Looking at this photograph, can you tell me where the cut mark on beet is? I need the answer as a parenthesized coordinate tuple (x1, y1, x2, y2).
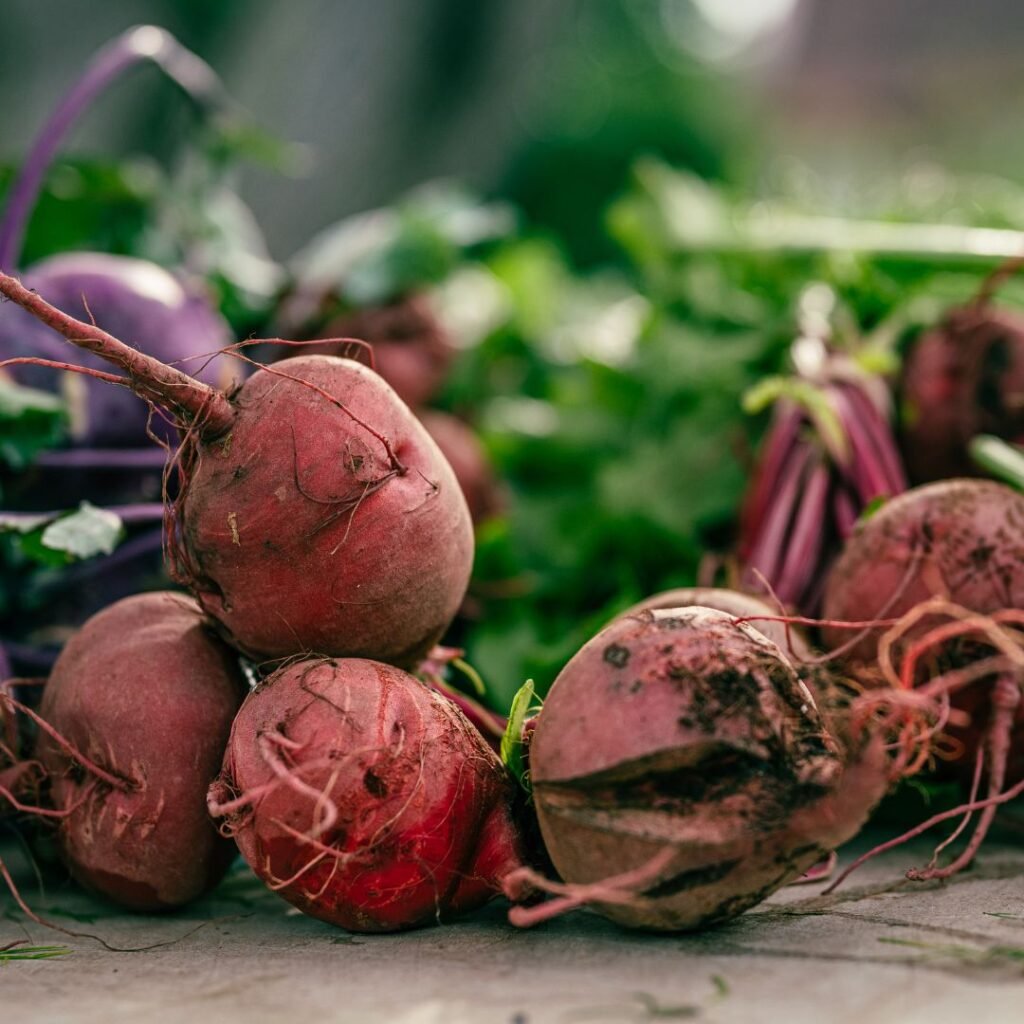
(641, 858, 740, 898)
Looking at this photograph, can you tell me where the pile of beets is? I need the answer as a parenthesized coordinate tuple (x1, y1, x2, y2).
(2, 28, 1023, 941)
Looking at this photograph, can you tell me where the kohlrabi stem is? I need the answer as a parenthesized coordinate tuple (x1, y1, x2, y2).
(0, 25, 227, 270)
(0, 270, 234, 436)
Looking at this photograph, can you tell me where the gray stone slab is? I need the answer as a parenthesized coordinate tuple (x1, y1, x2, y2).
(2, 837, 1023, 1024)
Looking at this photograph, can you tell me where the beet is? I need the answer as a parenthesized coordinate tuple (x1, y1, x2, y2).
(35, 592, 246, 909)
(418, 410, 503, 524)
(272, 293, 456, 408)
(0, 273, 474, 666)
(514, 607, 887, 931)
(900, 306, 1024, 483)
(822, 478, 1024, 879)
(822, 479, 1024, 663)
(618, 588, 811, 662)
(208, 657, 524, 932)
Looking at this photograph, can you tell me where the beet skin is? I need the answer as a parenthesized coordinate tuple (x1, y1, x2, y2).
(619, 587, 811, 662)
(822, 479, 1024, 660)
(176, 355, 473, 665)
(209, 658, 524, 933)
(823, 478, 1024, 782)
(527, 607, 887, 931)
(36, 592, 246, 910)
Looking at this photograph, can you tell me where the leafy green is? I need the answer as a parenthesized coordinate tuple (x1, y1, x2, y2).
(443, 234, 784, 704)
(500, 679, 538, 786)
(0, 502, 124, 566)
(289, 182, 515, 310)
(0, 378, 67, 471)
(0, 158, 158, 266)
(969, 435, 1024, 490)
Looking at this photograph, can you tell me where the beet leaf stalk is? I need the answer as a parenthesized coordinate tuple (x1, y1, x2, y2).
(739, 335, 906, 612)
(0, 25, 229, 271)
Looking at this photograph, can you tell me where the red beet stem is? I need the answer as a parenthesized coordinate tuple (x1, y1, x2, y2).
(0, 271, 234, 437)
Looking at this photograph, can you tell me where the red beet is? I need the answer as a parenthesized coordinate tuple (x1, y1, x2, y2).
(618, 588, 811, 662)
(35, 592, 246, 909)
(512, 607, 887, 931)
(418, 409, 503, 524)
(273, 293, 456, 408)
(0, 272, 474, 666)
(823, 478, 1024, 879)
(822, 479, 1024, 664)
(900, 307, 1024, 483)
(208, 658, 523, 932)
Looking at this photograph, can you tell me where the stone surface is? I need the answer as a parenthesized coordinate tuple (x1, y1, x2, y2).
(2, 835, 1023, 1024)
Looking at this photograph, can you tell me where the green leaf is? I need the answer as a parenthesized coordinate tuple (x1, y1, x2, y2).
(969, 434, 1024, 490)
(0, 503, 124, 566)
(0, 943, 72, 961)
(0, 378, 67, 469)
(500, 679, 537, 786)
(742, 376, 849, 465)
(41, 503, 124, 561)
(858, 495, 889, 522)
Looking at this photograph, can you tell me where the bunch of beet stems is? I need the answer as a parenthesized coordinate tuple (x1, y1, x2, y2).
(738, 339, 906, 612)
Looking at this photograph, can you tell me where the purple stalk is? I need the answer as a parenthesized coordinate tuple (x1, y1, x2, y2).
(773, 455, 830, 606)
(739, 403, 803, 555)
(0, 25, 227, 270)
(35, 447, 169, 470)
(836, 380, 907, 494)
(743, 442, 813, 590)
(829, 385, 893, 503)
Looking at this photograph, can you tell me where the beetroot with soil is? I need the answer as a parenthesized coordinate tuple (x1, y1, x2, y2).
(208, 657, 524, 932)
(617, 587, 812, 663)
(509, 607, 889, 931)
(35, 592, 246, 910)
(900, 306, 1024, 484)
(0, 271, 474, 666)
(822, 479, 1024, 668)
(822, 478, 1024, 879)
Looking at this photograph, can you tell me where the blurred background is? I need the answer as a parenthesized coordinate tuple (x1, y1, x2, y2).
(6, 0, 1024, 263)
